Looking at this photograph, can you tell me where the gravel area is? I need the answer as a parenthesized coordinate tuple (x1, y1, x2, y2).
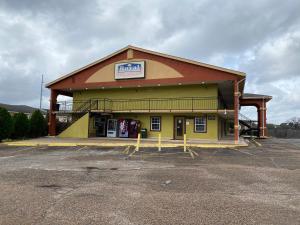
(0, 138, 299, 225)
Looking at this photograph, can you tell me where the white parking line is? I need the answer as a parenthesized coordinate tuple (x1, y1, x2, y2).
(0, 156, 16, 160)
(231, 148, 255, 156)
(0, 146, 37, 159)
(15, 146, 37, 152)
(270, 157, 280, 168)
(76, 146, 88, 152)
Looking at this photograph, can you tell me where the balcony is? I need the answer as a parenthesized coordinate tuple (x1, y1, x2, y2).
(55, 97, 222, 114)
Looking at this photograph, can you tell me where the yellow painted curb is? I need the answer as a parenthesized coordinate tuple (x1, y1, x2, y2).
(48, 143, 77, 147)
(252, 139, 262, 147)
(76, 142, 134, 147)
(75, 142, 247, 148)
(6, 142, 38, 146)
(3, 141, 248, 148)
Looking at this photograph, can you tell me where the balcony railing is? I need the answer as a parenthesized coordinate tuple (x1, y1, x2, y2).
(55, 97, 221, 113)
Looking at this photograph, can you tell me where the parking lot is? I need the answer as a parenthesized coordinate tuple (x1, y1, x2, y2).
(0, 138, 299, 225)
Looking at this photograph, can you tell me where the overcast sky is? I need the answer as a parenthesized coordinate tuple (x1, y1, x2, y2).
(0, 0, 299, 124)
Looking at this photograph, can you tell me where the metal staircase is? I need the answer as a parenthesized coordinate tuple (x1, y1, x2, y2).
(239, 113, 259, 137)
(56, 113, 86, 134)
(56, 100, 95, 134)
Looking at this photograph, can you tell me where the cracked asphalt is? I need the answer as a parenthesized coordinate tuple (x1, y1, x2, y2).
(0, 138, 299, 225)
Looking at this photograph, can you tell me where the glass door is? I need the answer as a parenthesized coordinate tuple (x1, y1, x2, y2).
(174, 117, 185, 139)
(95, 116, 107, 137)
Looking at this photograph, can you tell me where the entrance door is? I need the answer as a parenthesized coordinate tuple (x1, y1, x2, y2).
(174, 117, 185, 139)
(95, 117, 107, 137)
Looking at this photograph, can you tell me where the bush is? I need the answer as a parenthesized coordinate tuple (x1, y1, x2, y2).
(11, 113, 30, 139)
(30, 110, 47, 138)
(0, 107, 13, 141)
(44, 112, 49, 136)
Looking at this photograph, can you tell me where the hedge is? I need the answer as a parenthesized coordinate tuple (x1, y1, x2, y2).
(11, 113, 30, 139)
(0, 107, 13, 141)
(29, 110, 47, 138)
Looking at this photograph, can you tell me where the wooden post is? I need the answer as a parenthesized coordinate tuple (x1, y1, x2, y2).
(158, 133, 161, 152)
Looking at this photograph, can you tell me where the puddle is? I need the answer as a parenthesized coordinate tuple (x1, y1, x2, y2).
(37, 184, 62, 189)
(110, 167, 118, 170)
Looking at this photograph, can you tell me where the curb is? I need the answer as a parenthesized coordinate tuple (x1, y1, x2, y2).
(5, 143, 39, 147)
(4, 142, 248, 148)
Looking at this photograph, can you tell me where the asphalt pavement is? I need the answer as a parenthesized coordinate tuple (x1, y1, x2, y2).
(0, 138, 299, 225)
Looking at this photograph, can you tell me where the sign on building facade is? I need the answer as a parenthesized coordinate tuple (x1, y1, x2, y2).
(115, 61, 145, 79)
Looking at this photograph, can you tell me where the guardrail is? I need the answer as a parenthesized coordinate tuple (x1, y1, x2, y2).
(56, 97, 220, 113)
(239, 113, 257, 128)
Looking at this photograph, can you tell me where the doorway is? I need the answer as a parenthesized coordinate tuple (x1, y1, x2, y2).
(95, 116, 107, 137)
(174, 117, 185, 139)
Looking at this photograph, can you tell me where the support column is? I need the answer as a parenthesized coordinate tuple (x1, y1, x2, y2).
(259, 100, 267, 138)
(259, 99, 267, 138)
(263, 103, 267, 136)
(49, 89, 58, 136)
(234, 80, 239, 143)
(257, 107, 261, 137)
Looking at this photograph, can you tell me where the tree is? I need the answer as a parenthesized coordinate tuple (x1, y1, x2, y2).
(11, 113, 30, 139)
(30, 110, 47, 137)
(43, 112, 49, 136)
(267, 123, 276, 129)
(286, 117, 300, 129)
(0, 107, 13, 141)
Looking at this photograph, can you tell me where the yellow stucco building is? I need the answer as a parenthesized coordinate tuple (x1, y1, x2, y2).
(46, 46, 271, 142)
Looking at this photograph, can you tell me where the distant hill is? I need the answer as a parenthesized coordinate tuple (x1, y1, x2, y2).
(0, 103, 47, 115)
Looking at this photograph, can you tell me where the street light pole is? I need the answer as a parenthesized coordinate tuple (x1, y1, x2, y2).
(39, 74, 44, 110)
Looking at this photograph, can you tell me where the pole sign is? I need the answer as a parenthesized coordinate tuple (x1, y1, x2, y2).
(115, 61, 145, 79)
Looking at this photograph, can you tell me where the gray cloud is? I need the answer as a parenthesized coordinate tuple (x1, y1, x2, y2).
(0, 0, 299, 123)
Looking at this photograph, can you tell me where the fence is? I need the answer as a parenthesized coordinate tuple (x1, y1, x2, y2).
(56, 96, 220, 113)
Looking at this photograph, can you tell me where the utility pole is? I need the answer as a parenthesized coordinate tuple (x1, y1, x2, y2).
(39, 74, 44, 110)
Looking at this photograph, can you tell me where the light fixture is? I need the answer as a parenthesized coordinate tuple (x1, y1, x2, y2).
(178, 83, 182, 85)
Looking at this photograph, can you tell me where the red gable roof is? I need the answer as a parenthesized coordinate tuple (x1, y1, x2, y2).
(46, 45, 245, 90)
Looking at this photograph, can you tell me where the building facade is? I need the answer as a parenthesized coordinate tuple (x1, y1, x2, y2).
(46, 46, 271, 142)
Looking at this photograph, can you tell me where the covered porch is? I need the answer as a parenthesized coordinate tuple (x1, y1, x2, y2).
(240, 93, 272, 138)
(48, 80, 240, 139)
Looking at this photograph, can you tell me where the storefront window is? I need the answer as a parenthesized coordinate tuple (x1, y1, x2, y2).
(194, 116, 206, 133)
(151, 116, 161, 131)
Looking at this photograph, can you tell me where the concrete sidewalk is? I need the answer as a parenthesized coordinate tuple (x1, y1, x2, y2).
(3, 136, 248, 148)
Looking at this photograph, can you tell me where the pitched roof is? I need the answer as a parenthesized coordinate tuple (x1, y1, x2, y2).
(242, 93, 272, 100)
(46, 45, 246, 88)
